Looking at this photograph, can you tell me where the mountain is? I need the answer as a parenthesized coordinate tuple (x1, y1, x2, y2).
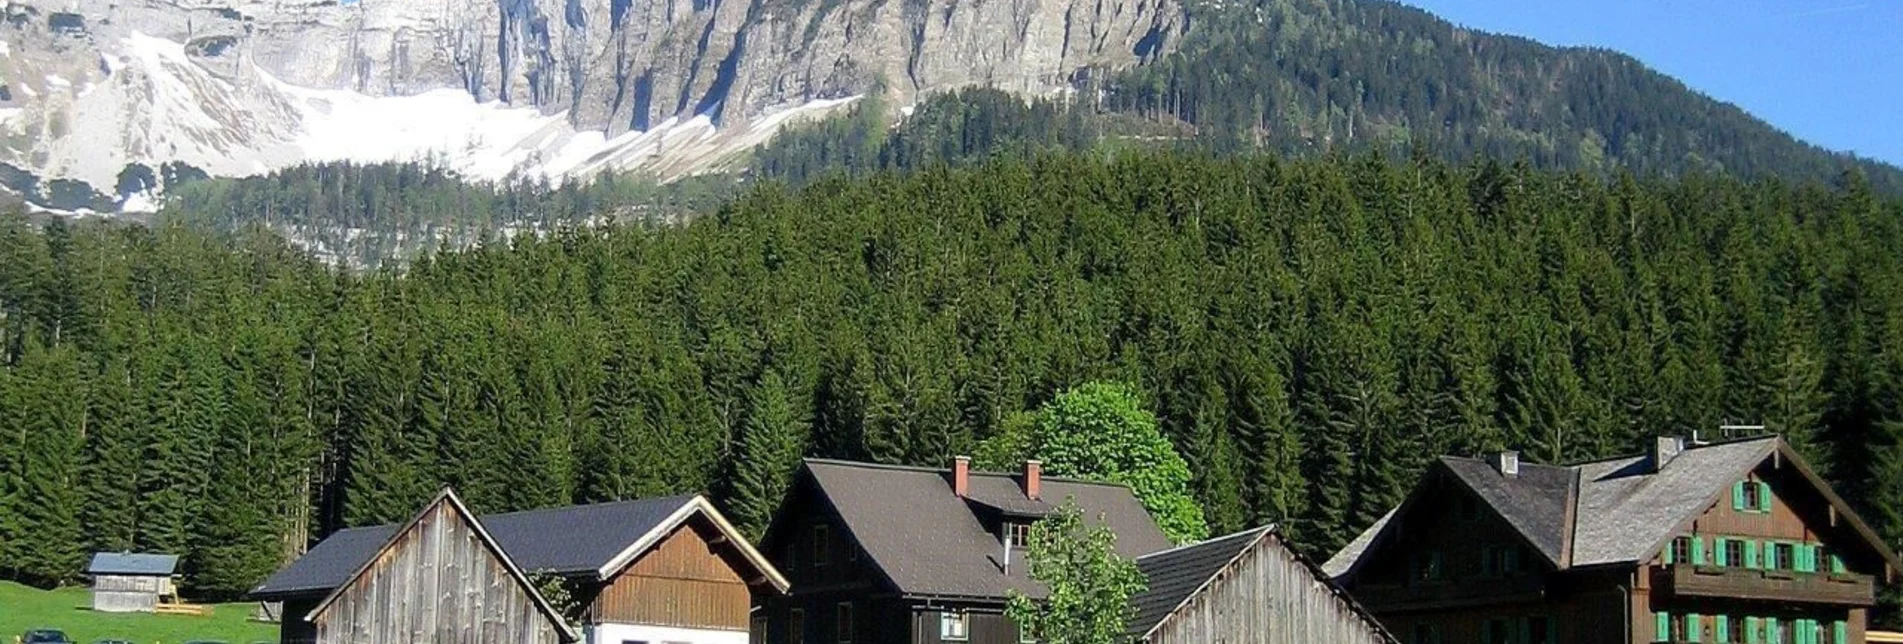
(0, 0, 1182, 208)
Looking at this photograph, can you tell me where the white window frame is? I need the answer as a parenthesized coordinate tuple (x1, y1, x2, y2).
(940, 611, 970, 641)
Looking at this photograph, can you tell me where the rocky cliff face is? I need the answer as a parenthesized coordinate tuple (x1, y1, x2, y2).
(0, 0, 1185, 205)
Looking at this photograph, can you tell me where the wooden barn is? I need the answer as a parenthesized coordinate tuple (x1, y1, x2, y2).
(254, 490, 786, 644)
(307, 488, 576, 644)
(1128, 526, 1396, 644)
(86, 552, 178, 613)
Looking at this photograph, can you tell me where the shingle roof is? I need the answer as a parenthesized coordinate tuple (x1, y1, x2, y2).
(251, 495, 697, 599)
(1439, 456, 1577, 566)
(86, 553, 178, 576)
(1127, 527, 1272, 640)
(796, 459, 1171, 600)
(1327, 436, 1866, 577)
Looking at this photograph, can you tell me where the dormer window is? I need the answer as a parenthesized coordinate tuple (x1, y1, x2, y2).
(1005, 521, 1033, 547)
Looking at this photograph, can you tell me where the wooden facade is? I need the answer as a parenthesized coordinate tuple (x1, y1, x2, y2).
(1141, 532, 1393, 644)
(309, 491, 574, 644)
(1338, 440, 1901, 644)
(586, 517, 754, 632)
(90, 573, 170, 612)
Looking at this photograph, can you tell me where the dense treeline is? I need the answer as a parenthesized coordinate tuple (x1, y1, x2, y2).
(162, 163, 737, 267)
(1105, 0, 1903, 192)
(5, 153, 1903, 623)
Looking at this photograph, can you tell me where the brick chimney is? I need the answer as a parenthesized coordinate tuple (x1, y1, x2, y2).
(1491, 451, 1520, 477)
(953, 455, 970, 498)
(1653, 436, 1685, 472)
(1023, 460, 1042, 500)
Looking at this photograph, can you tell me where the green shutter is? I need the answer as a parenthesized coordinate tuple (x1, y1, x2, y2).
(1717, 615, 1730, 642)
(1801, 544, 1818, 573)
(1758, 482, 1774, 512)
(1746, 617, 1761, 644)
(1692, 536, 1707, 566)
(1688, 612, 1702, 642)
(1767, 617, 1781, 643)
(1665, 542, 1677, 565)
(1715, 538, 1730, 566)
(1835, 620, 1848, 644)
(1831, 554, 1847, 574)
(1518, 617, 1533, 644)
(1799, 619, 1815, 644)
(1745, 540, 1760, 569)
(1658, 612, 1672, 642)
(1734, 481, 1747, 510)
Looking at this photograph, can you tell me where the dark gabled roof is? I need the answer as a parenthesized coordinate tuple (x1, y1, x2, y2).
(87, 553, 178, 576)
(252, 494, 698, 599)
(1439, 456, 1576, 566)
(308, 488, 579, 643)
(789, 459, 1171, 600)
(1327, 436, 1903, 579)
(1127, 527, 1271, 640)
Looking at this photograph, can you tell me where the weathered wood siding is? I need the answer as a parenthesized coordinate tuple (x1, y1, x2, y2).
(90, 574, 161, 612)
(313, 501, 565, 644)
(1147, 534, 1392, 644)
(589, 519, 751, 630)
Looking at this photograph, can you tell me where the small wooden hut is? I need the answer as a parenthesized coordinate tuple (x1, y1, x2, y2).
(87, 552, 179, 613)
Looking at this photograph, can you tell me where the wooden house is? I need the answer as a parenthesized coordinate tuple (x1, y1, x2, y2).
(1128, 526, 1395, 644)
(85, 552, 178, 613)
(754, 457, 1172, 644)
(306, 488, 577, 644)
(1325, 436, 1903, 644)
(253, 492, 787, 644)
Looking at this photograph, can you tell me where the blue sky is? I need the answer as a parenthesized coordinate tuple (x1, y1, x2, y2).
(1395, 0, 1903, 167)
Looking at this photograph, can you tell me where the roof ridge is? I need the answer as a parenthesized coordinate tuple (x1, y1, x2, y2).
(803, 458, 1136, 489)
(1135, 525, 1272, 561)
(476, 494, 697, 520)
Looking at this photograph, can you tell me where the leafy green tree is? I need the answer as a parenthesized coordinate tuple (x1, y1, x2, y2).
(1004, 501, 1148, 644)
(980, 382, 1209, 543)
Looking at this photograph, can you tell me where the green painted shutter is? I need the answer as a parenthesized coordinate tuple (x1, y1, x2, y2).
(1746, 617, 1761, 644)
(1800, 619, 1816, 644)
(1717, 615, 1730, 642)
(1803, 544, 1819, 572)
(1831, 554, 1846, 574)
(1734, 481, 1747, 510)
(1658, 612, 1672, 643)
(1768, 617, 1781, 643)
(1758, 482, 1773, 511)
(1692, 536, 1707, 565)
(1745, 540, 1760, 568)
(1835, 620, 1848, 644)
(1715, 538, 1729, 566)
(1688, 612, 1702, 642)
(1665, 542, 1677, 565)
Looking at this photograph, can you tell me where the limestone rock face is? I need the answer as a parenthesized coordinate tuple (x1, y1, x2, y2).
(0, 0, 1185, 198)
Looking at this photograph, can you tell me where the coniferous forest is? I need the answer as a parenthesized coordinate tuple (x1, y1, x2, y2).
(4, 151, 1903, 625)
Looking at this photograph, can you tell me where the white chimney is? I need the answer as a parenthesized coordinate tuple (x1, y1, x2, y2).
(1491, 451, 1520, 477)
(1653, 436, 1685, 472)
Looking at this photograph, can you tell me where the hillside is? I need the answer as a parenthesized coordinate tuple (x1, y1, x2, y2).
(1105, 0, 1903, 191)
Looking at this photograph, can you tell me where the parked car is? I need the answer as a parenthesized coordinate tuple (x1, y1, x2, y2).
(89, 640, 134, 644)
(20, 630, 72, 644)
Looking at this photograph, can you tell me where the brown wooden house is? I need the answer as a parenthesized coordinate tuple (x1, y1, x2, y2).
(1324, 436, 1903, 644)
(254, 492, 787, 644)
(754, 457, 1172, 644)
(1128, 526, 1396, 644)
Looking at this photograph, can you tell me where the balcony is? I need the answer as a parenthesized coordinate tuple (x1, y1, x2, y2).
(1350, 574, 1546, 612)
(1656, 564, 1875, 606)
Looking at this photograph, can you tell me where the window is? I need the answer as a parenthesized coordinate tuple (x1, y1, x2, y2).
(940, 612, 970, 641)
(835, 603, 853, 644)
(750, 615, 767, 644)
(1410, 550, 1444, 583)
(1410, 624, 1441, 644)
(1671, 536, 1693, 565)
(1771, 543, 1794, 571)
(1724, 539, 1744, 568)
(1741, 480, 1764, 511)
(1457, 496, 1482, 522)
(1005, 521, 1033, 547)
(813, 524, 830, 567)
(1669, 613, 1688, 642)
(1483, 545, 1523, 576)
(791, 609, 805, 644)
(1482, 618, 1513, 644)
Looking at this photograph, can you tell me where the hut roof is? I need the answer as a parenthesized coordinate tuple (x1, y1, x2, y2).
(87, 553, 179, 576)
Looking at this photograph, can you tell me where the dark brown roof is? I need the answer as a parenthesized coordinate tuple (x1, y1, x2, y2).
(1128, 527, 1271, 639)
(1438, 456, 1576, 566)
(791, 459, 1171, 600)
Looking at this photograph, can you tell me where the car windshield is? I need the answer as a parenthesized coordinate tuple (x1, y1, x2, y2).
(24, 631, 69, 643)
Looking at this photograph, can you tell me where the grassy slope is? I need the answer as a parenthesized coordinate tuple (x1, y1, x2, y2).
(0, 582, 276, 644)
